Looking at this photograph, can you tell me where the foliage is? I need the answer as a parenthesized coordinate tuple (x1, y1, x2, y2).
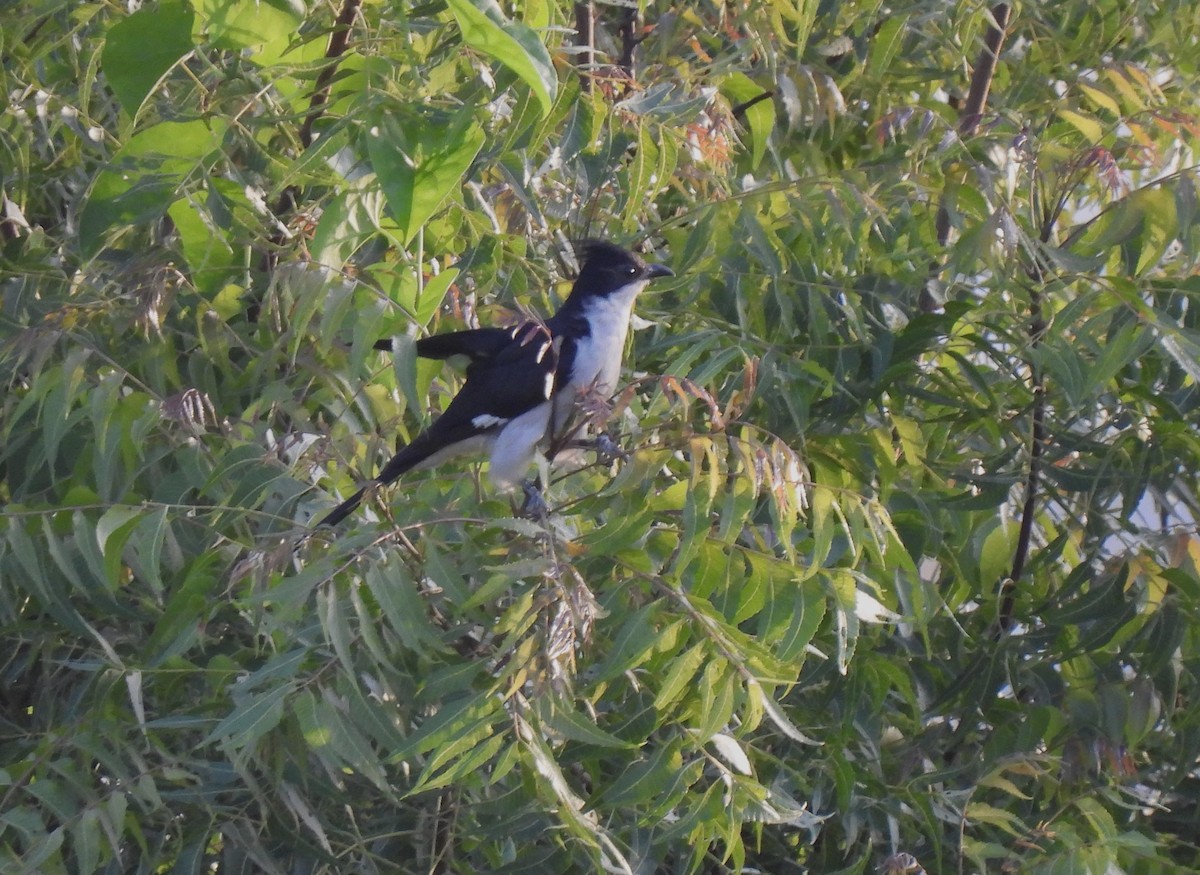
(3, 0, 1200, 872)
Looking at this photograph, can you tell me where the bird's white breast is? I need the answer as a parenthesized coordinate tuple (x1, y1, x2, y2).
(559, 281, 645, 417)
(488, 401, 552, 488)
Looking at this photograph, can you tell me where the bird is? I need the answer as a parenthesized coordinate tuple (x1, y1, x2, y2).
(315, 240, 674, 526)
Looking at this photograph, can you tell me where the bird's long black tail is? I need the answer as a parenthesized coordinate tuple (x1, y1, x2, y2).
(315, 436, 435, 527)
(315, 485, 370, 527)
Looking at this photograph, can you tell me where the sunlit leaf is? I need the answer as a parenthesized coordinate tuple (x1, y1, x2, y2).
(445, 0, 556, 116)
(191, 0, 307, 66)
(366, 112, 485, 246)
(79, 119, 229, 256)
(721, 72, 776, 169)
(102, 0, 194, 116)
(1058, 108, 1104, 142)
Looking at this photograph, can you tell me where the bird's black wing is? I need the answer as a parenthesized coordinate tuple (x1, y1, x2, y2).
(319, 321, 557, 526)
(415, 327, 514, 361)
(402, 321, 558, 461)
(373, 327, 514, 362)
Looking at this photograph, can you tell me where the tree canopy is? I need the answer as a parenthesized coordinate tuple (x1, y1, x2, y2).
(3, 1, 1200, 872)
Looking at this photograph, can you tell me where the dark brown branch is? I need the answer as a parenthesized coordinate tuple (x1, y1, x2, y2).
(930, 4, 1012, 258)
(574, 2, 594, 92)
(616, 4, 639, 77)
(299, 0, 363, 149)
(916, 4, 1032, 632)
(731, 91, 776, 121)
(956, 4, 1011, 138)
(252, 0, 361, 320)
(998, 368, 1044, 631)
(997, 207, 1053, 634)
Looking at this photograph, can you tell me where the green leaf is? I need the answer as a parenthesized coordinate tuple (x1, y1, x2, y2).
(533, 698, 637, 750)
(145, 553, 219, 664)
(206, 681, 293, 748)
(623, 124, 658, 230)
(80, 119, 228, 257)
(366, 112, 485, 246)
(167, 188, 239, 295)
(826, 569, 859, 674)
(414, 731, 508, 794)
(1058, 108, 1104, 142)
(1133, 186, 1178, 274)
(445, 0, 557, 117)
(721, 72, 776, 169)
(590, 740, 684, 808)
(653, 642, 708, 712)
(592, 604, 671, 683)
(102, 0, 195, 116)
(1078, 81, 1121, 116)
(695, 661, 738, 742)
(191, 0, 307, 66)
(365, 563, 448, 653)
(416, 267, 459, 330)
(868, 16, 907, 79)
(965, 801, 1027, 837)
(8, 521, 90, 640)
(70, 807, 101, 874)
(389, 693, 501, 764)
(748, 679, 821, 745)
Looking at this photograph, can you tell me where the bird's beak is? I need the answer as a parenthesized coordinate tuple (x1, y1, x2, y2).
(646, 263, 674, 280)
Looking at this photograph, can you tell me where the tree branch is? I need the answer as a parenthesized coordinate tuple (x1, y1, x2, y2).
(299, 0, 362, 149)
(919, 4, 1029, 633)
(731, 91, 776, 121)
(574, 2, 594, 92)
(616, 4, 639, 78)
(956, 4, 1011, 138)
(998, 197, 1053, 635)
(252, 0, 361, 319)
(926, 4, 1012, 301)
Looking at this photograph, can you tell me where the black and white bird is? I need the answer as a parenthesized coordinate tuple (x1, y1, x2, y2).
(316, 240, 673, 526)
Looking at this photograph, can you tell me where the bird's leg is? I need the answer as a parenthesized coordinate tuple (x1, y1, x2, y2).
(594, 432, 629, 463)
(519, 479, 550, 520)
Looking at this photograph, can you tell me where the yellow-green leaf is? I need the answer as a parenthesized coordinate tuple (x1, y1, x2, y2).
(1058, 108, 1104, 142)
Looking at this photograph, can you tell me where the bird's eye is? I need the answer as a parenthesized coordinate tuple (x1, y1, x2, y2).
(626, 265, 638, 276)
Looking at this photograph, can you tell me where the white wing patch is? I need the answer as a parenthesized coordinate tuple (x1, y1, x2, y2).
(471, 413, 509, 429)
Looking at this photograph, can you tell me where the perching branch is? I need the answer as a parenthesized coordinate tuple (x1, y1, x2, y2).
(957, 5, 1012, 138)
(998, 180, 1055, 635)
(731, 91, 776, 121)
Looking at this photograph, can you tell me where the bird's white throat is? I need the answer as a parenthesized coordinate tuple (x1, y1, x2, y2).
(569, 281, 645, 395)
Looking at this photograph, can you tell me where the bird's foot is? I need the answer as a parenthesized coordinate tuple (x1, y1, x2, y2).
(594, 432, 629, 464)
(519, 480, 550, 520)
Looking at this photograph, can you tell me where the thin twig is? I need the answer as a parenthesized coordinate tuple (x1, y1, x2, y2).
(731, 91, 776, 121)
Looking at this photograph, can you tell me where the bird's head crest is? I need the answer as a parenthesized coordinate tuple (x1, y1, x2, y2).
(563, 239, 673, 299)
